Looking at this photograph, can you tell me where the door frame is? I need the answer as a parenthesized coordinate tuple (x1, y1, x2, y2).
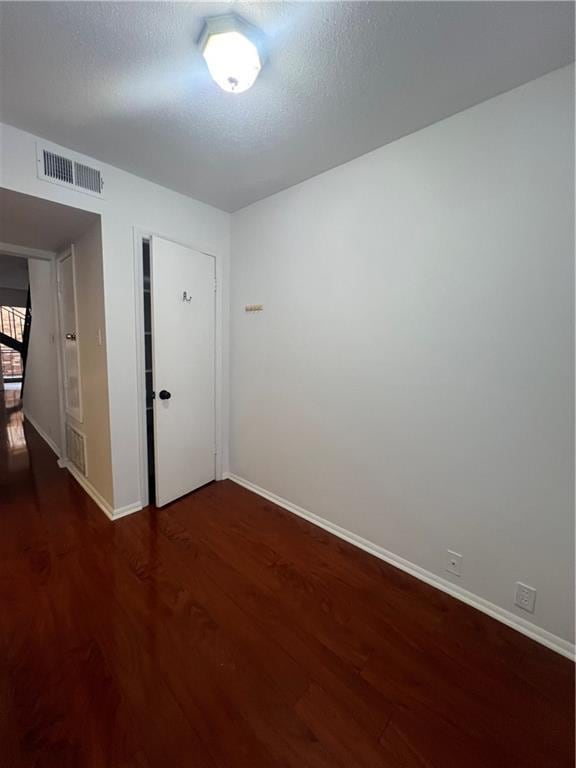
(1, 243, 72, 468)
(132, 227, 226, 508)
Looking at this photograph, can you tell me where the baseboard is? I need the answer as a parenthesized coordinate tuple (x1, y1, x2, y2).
(224, 472, 575, 661)
(112, 501, 143, 520)
(64, 461, 142, 521)
(65, 462, 115, 519)
(24, 405, 143, 522)
(23, 410, 61, 459)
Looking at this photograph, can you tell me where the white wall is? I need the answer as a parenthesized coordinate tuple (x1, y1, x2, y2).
(68, 221, 114, 505)
(0, 123, 231, 511)
(23, 259, 60, 453)
(230, 66, 575, 645)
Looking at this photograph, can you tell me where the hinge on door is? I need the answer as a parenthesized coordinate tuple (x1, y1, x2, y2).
(214, 276, 217, 294)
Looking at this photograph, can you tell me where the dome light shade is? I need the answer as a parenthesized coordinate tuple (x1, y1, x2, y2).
(199, 15, 264, 94)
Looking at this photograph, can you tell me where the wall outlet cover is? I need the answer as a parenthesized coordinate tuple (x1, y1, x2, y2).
(515, 582, 536, 613)
(446, 549, 463, 577)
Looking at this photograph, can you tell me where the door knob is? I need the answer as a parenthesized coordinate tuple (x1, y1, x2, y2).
(159, 390, 171, 400)
(65, 333, 76, 340)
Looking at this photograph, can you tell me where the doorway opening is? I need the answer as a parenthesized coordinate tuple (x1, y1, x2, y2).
(1, 306, 26, 383)
(0, 254, 31, 393)
(0, 187, 110, 509)
(142, 238, 156, 504)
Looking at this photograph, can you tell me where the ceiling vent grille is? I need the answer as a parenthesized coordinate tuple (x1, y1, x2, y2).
(43, 150, 74, 185)
(36, 143, 104, 197)
(74, 161, 103, 194)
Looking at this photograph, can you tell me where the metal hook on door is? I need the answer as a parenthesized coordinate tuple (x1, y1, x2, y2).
(182, 291, 192, 303)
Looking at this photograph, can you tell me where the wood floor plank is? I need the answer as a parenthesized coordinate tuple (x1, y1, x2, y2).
(295, 682, 392, 768)
(112, 510, 311, 707)
(159, 501, 395, 742)
(362, 634, 573, 768)
(164, 492, 379, 670)
(60, 545, 219, 768)
(106, 516, 360, 768)
(0, 388, 573, 767)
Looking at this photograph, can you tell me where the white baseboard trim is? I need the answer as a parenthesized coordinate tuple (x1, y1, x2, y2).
(64, 461, 142, 521)
(24, 407, 143, 522)
(65, 462, 114, 519)
(224, 472, 575, 661)
(112, 501, 144, 520)
(23, 410, 61, 459)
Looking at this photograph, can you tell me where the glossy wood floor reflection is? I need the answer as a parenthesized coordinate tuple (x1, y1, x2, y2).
(1, 389, 574, 768)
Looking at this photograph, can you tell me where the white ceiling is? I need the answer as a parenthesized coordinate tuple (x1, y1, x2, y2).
(0, 2, 573, 212)
(0, 188, 100, 252)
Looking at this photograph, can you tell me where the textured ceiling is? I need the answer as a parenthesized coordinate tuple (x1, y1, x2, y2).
(0, 2, 573, 212)
(0, 189, 100, 252)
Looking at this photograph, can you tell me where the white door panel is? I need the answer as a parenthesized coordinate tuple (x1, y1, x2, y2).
(57, 248, 82, 422)
(150, 236, 216, 507)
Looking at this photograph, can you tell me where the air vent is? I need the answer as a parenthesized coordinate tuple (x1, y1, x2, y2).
(43, 150, 74, 184)
(66, 423, 87, 476)
(74, 161, 103, 194)
(36, 142, 104, 197)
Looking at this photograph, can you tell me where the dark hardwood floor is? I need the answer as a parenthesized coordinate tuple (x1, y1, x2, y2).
(0, 387, 574, 767)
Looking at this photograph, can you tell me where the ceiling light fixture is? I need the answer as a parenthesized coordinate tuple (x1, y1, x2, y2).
(199, 14, 265, 95)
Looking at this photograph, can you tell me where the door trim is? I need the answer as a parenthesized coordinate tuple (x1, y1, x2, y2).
(132, 227, 226, 508)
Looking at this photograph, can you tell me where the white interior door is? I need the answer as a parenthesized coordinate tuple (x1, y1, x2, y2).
(57, 248, 82, 422)
(150, 236, 216, 507)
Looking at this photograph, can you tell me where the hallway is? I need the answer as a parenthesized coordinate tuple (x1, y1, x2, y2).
(0, 389, 573, 768)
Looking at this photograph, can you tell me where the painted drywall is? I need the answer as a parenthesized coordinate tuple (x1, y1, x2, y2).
(23, 259, 60, 453)
(0, 123, 230, 510)
(66, 221, 114, 505)
(230, 65, 575, 644)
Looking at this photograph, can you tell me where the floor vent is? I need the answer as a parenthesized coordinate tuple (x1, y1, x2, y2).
(37, 143, 104, 197)
(66, 423, 87, 476)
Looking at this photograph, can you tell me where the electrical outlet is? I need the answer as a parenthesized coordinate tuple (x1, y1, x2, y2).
(515, 582, 536, 613)
(445, 550, 462, 577)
